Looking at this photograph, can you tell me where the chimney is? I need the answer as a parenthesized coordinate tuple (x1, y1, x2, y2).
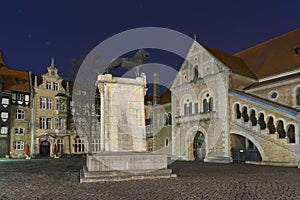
(0, 50, 7, 68)
(153, 72, 160, 105)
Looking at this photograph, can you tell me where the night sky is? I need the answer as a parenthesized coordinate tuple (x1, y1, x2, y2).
(0, 1, 299, 79)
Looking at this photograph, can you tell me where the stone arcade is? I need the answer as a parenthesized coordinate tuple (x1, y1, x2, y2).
(80, 74, 175, 182)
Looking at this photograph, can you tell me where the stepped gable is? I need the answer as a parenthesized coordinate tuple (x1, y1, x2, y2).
(235, 28, 300, 79)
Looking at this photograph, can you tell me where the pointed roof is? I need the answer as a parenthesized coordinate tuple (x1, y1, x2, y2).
(0, 67, 31, 92)
(202, 44, 257, 78)
(235, 28, 300, 79)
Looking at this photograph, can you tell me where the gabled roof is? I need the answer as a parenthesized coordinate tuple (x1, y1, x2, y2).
(202, 44, 257, 78)
(0, 67, 31, 92)
(235, 28, 300, 79)
(158, 89, 171, 104)
(244, 72, 300, 90)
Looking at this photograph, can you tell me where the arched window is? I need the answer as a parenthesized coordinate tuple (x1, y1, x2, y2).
(297, 88, 300, 105)
(194, 67, 199, 80)
(184, 103, 188, 116)
(287, 125, 295, 143)
(235, 104, 241, 119)
(208, 97, 214, 111)
(267, 117, 276, 134)
(258, 113, 266, 130)
(250, 110, 257, 126)
(189, 102, 193, 115)
(168, 113, 172, 125)
(277, 120, 286, 138)
(203, 99, 208, 113)
(165, 138, 169, 147)
(242, 107, 249, 122)
(164, 114, 168, 126)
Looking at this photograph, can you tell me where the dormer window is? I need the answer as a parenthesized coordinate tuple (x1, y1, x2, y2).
(17, 94, 24, 101)
(1, 98, 9, 107)
(46, 81, 52, 90)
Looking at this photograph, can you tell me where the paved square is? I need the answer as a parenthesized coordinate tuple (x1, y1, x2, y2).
(0, 158, 299, 199)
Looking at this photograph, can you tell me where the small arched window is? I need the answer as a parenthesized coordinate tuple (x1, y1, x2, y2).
(168, 113, 172, 125)
(165, 138, 169, 147)
(194, 66, 199, 80)
(203, 99, 208, 113)
(208, 97, 214, 111)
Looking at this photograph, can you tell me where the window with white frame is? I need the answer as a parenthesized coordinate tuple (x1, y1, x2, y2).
(17, 94, 24, 101)
(25, 95, 29, 103)
(92, 139, 101, 153)
(46, 118, 52, 129)
(1, 112, 8, 122)
(61, 100, 65, 110)
(15, 109, 25, 120)
(74, 139, 85, 153)
(54, 82, 59, 91)
(1, 98, 9, 107)
(47, 98, 52, 110)
(14, 141, 24, 150)
(40, 117, 52, 129)
(15, 128, 24, 135)
(56, 99, 60, 110)
(0, 127, 8, 134)
(46, 81, 52, 90)
(60, 118, 66, 130)
(40, 117, 46, 129)
(57, 139, 64, 153)
(40, 97, 46, 109)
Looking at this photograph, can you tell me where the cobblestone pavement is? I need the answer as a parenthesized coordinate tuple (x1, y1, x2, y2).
(0, 158, 299, 200)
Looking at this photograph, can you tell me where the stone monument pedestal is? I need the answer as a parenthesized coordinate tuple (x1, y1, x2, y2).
(80, 153, 176, 182)
(80, 74, 175, 182)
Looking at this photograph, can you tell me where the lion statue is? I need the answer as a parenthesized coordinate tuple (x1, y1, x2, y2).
(104, 49, 149, 76)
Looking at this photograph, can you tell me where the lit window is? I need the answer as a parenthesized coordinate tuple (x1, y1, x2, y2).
(54, 82, 59, 91)
(25, 95, 29, 102)
(15, 109, 25, 120)
(14, 141, 24, 150)
(1, 98, 9, 107)
(1, 112, 8, 122)
(0, 127, 8, 134)
(46, 81, 52, 90)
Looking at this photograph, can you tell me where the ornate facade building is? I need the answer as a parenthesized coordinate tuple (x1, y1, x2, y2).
(31, 58, 73, 157)
(154, 29, 300, 167)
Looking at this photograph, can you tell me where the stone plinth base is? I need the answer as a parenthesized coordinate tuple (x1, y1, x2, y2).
(80, 152, 176, 183)
(204, 157, 231, 163)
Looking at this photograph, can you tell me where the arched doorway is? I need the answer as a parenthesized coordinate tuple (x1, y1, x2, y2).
(230, 134, 262, 163)
(40, 141, 50, 157)
(193, 131, 205, 160)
